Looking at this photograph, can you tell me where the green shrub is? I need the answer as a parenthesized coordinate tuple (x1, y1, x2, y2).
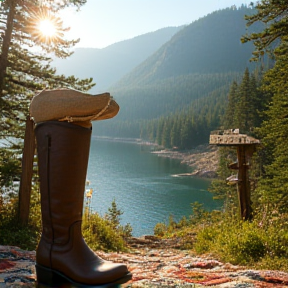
(0, 192, 41, 250)
(256, 255, 288, 271)
(194, 218, 266, 265)
(194, 226, 217, 254)
(154, 222, 167, 237)
(82, 211, 127, 252)
(0, 221, 40, 250)
(104, 199, 133, 238)
(82, 200, 132, 252)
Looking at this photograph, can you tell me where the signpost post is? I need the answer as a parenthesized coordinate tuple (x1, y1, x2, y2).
(209, 129, 260, 220)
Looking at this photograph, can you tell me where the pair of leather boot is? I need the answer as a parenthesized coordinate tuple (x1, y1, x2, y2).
(35, 121, 132, 287)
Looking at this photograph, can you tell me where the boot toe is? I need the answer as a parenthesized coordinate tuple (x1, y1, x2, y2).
(84, 261, 130, 284)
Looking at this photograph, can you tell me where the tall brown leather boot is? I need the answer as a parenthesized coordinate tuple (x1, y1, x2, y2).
(35, 121, 132, 287)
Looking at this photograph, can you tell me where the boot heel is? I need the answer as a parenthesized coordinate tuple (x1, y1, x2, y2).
(36, 264, 65, 287)
(36, 264, 125, 288)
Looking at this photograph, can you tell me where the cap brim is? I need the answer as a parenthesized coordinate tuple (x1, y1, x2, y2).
(30, 88, 119, 123)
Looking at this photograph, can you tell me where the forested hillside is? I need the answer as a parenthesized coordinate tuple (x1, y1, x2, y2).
(93, 6, 264, 148)
(112, 6, 257, 87)
(52, 27, 182, 93)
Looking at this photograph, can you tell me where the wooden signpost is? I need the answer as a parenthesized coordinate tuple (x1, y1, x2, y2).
(209, 129, 260, 220)
(18, 117, 35, 225)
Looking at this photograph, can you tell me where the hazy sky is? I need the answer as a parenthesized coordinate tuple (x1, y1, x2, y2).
(61, 0, 254, 49)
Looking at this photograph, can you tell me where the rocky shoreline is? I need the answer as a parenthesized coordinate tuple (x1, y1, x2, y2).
(152, 145, 219, 179)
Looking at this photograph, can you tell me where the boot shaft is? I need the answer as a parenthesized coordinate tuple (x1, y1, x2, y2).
(35, 121, 91, 244)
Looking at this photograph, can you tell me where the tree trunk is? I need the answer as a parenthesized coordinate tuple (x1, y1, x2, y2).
(237, 145, 253, 220)
(0, 0, 17, 98)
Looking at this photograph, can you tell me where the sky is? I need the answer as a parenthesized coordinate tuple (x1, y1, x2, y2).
(60, 0, 254, 49)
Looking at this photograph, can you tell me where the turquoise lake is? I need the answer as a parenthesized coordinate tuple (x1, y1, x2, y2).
(87, 138, 222, 236)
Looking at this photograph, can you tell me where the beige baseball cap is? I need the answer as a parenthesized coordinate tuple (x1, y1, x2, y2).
(30, 88, 119, 124)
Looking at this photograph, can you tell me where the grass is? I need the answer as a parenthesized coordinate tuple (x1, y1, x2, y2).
(154, 202, 288, 272)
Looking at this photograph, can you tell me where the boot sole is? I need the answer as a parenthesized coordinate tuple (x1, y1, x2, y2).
(36, 264, 132, 288)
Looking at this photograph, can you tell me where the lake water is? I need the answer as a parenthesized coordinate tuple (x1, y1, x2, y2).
(87, 138, 222, 236)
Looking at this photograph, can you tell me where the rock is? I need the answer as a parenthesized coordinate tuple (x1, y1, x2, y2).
(198, 170, 218, 178)
(154, 145, 219, 179)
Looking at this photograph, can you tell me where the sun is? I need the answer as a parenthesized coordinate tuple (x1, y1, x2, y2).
(28, 8, 63, 45)
(38, 19, 56, 37)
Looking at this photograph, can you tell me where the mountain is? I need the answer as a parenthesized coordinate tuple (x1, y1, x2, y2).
(112, 7, 257, 88)
(52, 26, 183, 92)
(106, 6, 261, 122)
(92, 6, 265, 146)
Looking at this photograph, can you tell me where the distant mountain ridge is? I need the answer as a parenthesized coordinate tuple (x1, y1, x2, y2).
(112, 7, 258, 90)
(52, 26, 183, 92)
(106, 6, 260, 123)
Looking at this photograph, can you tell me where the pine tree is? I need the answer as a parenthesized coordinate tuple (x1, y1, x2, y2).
(234, 68, 252, 132)
(0, 0, 94, 186)
(0, 0, 92, 95)
(224, 81, 238, 129)
(161, 120, 171, 148)
(249, 73, 260, 130)
(242, 0, 288, 61)
(105, 199, 123, 229)
(224, 68, 264, 134)
(156, 117, 164, 145)
(180, 117, 191, 150)
(256, 48, 288, 212)
(242, 0, 288, 212)
(170, 118, 180, 148)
